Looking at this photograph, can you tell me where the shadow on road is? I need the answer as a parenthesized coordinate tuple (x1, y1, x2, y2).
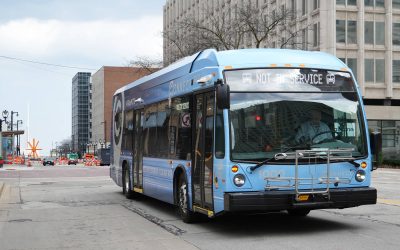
(117, 191, 358, 236)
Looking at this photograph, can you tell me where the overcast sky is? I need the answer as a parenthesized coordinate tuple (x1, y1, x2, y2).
(0, 0, 165, 155)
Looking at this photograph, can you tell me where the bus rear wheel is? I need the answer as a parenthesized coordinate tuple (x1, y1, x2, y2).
(122, 166, 136, 199)
(177, 175, 197, 223)
(287, 209, 310, 216)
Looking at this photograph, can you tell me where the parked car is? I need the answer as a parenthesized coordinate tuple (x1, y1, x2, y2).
(42, 157, 56, 166)
(0, 156, 4, 168)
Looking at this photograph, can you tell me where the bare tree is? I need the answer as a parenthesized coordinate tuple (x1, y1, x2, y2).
(127, 56, 163, 74)
(163, 1, 308, 65)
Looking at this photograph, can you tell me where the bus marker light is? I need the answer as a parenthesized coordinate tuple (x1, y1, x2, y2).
(341, 67, 348, 71)
(299, 64, 305, 67)
(361, 162, 367, 169)
(297, 194, 309, 201)
(231, 166, 239, 173)
(270, 64, 277, 67)
(284, 64, 292, 67)
(224, 66, 233, 69)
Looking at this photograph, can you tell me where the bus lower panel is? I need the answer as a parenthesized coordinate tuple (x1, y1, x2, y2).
(224, 187, 377, 212)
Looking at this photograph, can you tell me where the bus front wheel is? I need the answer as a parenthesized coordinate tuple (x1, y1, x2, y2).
(177, 175, 197, 223)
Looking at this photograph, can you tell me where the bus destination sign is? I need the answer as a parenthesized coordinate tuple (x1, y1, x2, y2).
(225, 68, 355, 92)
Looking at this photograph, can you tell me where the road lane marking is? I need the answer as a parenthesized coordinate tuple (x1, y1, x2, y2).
(377, 198, 400, 206)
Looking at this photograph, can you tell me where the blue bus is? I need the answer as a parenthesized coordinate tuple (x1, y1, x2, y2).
(110, 49, 378, 222)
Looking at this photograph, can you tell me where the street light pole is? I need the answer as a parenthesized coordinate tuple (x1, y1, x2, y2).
(101, 120, 107, 146)
(16, 120, 23, 156)
(10, 111, 18, 131)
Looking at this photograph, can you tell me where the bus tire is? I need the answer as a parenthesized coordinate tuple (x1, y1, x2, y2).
(122, 165, 136, 199)
(177, 174, 197, 223)
(287, 209, 310, 216)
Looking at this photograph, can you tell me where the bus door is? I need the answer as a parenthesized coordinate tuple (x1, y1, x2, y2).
(192, 92, 214, 211)
(133, 109, 144, 191)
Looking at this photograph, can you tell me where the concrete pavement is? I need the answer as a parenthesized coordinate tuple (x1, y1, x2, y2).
(0, 166, 198, 250)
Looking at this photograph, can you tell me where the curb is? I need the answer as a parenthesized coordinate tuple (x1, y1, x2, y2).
(0, 182, 4, 200)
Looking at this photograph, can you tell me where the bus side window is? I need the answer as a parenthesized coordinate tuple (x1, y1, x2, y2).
(122, 110, 134, 151)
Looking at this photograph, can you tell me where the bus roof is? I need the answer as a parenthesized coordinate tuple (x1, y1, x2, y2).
(114, 48, 349, 95)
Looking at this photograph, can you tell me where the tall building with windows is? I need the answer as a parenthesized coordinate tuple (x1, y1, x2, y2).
(164, 0, 400, 160)
(71, 72, 92, 155)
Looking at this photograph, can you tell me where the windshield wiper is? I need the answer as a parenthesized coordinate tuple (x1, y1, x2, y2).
(249, 156, 276, 172)
(249, 144, 312, 172)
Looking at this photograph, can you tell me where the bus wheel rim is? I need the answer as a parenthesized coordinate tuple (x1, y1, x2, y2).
(179, 183, 187, 215)
(125, 169, 129, 192)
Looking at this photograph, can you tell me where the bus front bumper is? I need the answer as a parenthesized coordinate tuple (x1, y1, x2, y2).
(224, 187, 377, 212)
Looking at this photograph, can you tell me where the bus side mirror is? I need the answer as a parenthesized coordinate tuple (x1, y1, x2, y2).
(216, 81, 230, 110)
(370, 131, 382, 170)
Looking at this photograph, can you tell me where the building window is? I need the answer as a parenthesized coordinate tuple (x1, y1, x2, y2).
(365, 0, 384, 7)
(337, 0, 356, 5)
(336, 20, 346, 43)
(290, 0, 296, 19)
(376, 59, 385, 82)
(336, 20, 357, 44)
(347, 58, 358, 79)
(375, 0, 384, 7)
(365, 59, 374, 82)
(365, 0, 373, 6)
(302, 28, 308, 50)
(393, 23, 400, 45)
(394, 0, 400, 9)
(347, 20, 357, 44)
(313, 0, 319, 10)
(313, 23, 320, 47)
(365, 21, 374, 44)
(375, 22, 385, 45)
(365, 59, 385, 83)
(302, 0, 307, 15)
(365, 21, 385, 45)
(393, 60, 400, 83)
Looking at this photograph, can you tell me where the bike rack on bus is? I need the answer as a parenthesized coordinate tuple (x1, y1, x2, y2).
(264, 149, 355, 201)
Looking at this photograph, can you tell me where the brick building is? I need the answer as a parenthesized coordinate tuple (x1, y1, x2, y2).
(91, 67, 155, 149)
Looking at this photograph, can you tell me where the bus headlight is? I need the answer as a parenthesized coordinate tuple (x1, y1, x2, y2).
(355, 170, 366, 182)
(233, 174, 246, 187)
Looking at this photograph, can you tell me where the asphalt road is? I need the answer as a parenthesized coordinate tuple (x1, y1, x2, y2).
(1, 165, 399, 250)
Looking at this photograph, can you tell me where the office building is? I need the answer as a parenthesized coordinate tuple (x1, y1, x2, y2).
(163, 0, 400, 160)
(71, 72, 92, 155)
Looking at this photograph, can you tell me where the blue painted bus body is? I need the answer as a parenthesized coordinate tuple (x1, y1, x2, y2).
(110, 48, 375, 216)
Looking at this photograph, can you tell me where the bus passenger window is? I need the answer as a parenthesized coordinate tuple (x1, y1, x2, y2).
(122, 110, 133, 151)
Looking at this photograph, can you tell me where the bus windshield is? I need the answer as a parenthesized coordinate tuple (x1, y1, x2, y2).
(227, 70, 367, 162)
